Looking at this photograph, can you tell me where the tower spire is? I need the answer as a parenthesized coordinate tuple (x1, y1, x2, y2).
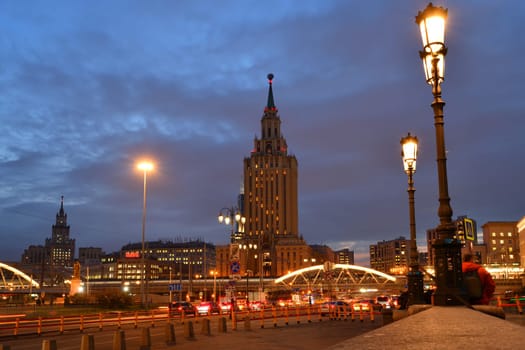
(59, 195, 65, 216)
(265, 73, 277, 112)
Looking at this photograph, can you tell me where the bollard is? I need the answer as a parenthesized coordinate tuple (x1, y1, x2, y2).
(272, 306, 277, 328)
(99, 313, 103, 331)
(515, 295, 523, 314)
(37, 317, 43, 336)
(381, 308, 393, 326)
(150, 311, 155, 328)
(497, 296, 502, 308)
(0, 345, 11, 350)
(295, 305, 300, 324)
(80, 334, 95, 350)
(244, 316, 251, 330)
(112, 330, 126, 350)
(80, 315, 85, 333)
(118, 312, 122, 329)
(370, 306, 375, 322)
(285, 306, 289, 326)
(318, 305, 322, 322)
(59, 316, 64, 334)
(350, 304, 356, 322)
(134, 312, 138, 329)
(218, 317, 227, 333)
(359, 306, 364, 322)
(41, 339, 57, 350)
(165, 323, 176, 345)
(260, 306, 265, 328)
(184, 321, 195, 339)
(14, 317, 19, 337)
(307, 304, 312, 323)
(201, 318, 211, 335)
(139, 327, 151, 350)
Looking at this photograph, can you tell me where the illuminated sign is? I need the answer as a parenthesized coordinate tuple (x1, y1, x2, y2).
(464, 218, 475, 241)
(125, 251, 140, 259)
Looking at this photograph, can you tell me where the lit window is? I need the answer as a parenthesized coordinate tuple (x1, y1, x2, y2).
(508, 232, 512, 237)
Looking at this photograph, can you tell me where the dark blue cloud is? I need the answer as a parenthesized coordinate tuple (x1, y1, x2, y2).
(0, 1, 523, 265)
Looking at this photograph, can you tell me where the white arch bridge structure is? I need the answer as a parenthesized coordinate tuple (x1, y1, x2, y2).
(273, 263, 401, 292)
(0, 262, 40, 293)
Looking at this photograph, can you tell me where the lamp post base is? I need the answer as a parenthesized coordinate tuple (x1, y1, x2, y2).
(407, 269, 425, 305)
(432, 236, 467, 306)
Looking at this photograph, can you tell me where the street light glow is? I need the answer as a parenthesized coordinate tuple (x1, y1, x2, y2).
(137, 161, 154, 172)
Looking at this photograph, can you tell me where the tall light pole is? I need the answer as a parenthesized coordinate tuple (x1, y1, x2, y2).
(401, 133, 424, 305)
(210, 270, 218, 302)
(218, 206, 245, 301)
(137, 161, 154, 308)
(415, 3, 465, 305)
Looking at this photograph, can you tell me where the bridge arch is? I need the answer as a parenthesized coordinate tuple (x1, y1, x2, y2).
(0, 262, 40, 289)
(274, 263, 396, 289)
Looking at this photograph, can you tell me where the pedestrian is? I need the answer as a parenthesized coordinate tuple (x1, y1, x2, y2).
(462, 253, 495, 305)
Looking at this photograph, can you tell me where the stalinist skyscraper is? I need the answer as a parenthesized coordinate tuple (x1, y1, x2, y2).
(241, 74, 310, 277)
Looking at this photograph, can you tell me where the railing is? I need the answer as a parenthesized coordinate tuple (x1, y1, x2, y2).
(0, 303, 380, 338)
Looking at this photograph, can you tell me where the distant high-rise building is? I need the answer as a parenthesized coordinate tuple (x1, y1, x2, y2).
(78, 247, 104, 266)
(482, 221, 520, 267)
(518, 217, 525, 268)
(369, 237, 408, 275)
(45, 196, 75, 268)
(335, 248, 354, 265)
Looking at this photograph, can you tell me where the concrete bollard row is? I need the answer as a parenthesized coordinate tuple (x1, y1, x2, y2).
(139, 327, 151, 350)
(41, 339, 57, 350)
(184, 321, 195, 339)
(165, 323, 176, 345)
(80, 334, 95, 350)
(201, 318, 211, 336)
(0, 345, 11, 350)
(218, 317, 227, 333)
(113, 330, 126, 350)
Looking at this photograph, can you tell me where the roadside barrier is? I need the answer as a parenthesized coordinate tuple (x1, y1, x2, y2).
(41, 339, 57, 350)
(0, 304, 380, 338)
(0, 345, 11, 350)
(139, 327, 151, 350)
(112, 330, 126, 350)
(201, 318, 211, 335)
(80, 334, 95, 350)
(165, 323, 176, 345)
(183, 320, 195, 339)
(218, 316, 227, 333)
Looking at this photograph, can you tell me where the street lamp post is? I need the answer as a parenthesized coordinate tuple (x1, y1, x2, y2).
(217, 207, 246, 243)
(401, 133, 425, 305)
(218, 206, 245, 299)
(137, 161, 154, 308)
(415, 3, 465, 305)
(210, 270, 218, 302)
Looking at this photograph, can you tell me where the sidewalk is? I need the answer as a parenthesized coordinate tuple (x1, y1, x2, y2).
(327, 306, 525, 350)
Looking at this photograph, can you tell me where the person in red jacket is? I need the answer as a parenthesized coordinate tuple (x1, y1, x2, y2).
(462, 253, 496, 305)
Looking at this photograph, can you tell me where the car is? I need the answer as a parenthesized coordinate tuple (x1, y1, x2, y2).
(219, 301, 240, 314)
(169, 301, 196, 316)
(352, 300, 370, 312)
(196, 301, 221, 315)
(320, 301, 349, 316)
(376, 295, 391, 309)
